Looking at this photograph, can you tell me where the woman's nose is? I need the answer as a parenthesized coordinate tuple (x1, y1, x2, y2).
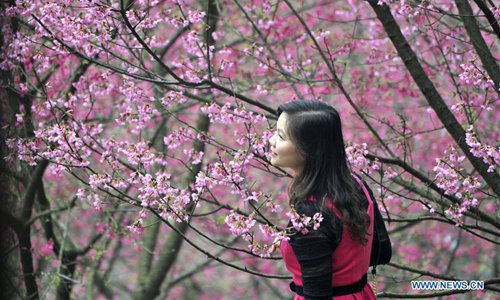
(269, 133, 276, 145)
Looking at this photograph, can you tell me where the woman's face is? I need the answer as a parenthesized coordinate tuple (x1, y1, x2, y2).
(269, 113, 305, 175)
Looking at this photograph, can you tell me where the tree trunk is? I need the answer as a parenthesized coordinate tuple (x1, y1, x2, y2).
(367, 0, 500, 197)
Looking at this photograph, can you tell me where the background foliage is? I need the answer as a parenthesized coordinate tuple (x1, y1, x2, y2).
(1, 0, 499, 299)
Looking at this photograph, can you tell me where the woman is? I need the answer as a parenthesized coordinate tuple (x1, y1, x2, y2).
(269, 100, 380, 299)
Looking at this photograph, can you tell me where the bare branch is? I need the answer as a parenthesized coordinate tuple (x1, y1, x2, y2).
(367, 0, 500, 197)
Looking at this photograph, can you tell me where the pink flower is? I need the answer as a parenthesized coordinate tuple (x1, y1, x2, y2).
(465, 126, 499, 173)
(266, 202, 282, 213)
(286, 209, 323, 234)
(225, 211, 256, 239)
(40, 239, 54, 256)
(459, 61, 494, 89)
(15, 104, 25, 125)
(188, 10, 206, 24)
(127, 218, 144, 234)
(384, 168, 398, 179)
(492, 6, 500, 19)
(259, 224, 279, 238)
(346, 143, 372, 172)
(243, 191, 260, 202)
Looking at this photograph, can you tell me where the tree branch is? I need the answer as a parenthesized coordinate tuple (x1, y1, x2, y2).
(21, 159, 49, 220)
(455, 0, 500, 96)
(282, 0, 396, 157)
(472, 0, 500, 41)
(149, 208, 291, 280)
(365, 153, 500, 230)
(134, 215, 161, 297)
(367, 0, 500, 197)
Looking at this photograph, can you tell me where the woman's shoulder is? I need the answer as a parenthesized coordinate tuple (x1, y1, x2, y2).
(296, 195, 328, 215)
(291, 197, 343, 247)
(299, 195, 343, 218)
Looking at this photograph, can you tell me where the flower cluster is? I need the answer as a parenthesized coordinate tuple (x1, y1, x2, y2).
(76, 188, 105, 212)
(346, 142, 380, 172)
(397, 1, 413, 15)
(433, 146, 465, 196)
(5, 138, 39, 166)
(201, 102, 265, 125)
(248, 224, 289, 257)
(225, 211, 256, 240)
(465, 126, 499, 173)
(88, 173, 112, 191)
(163, 127, 196, 151)
(117, 141, 157, 168)
(286, 209, 324, 235)
(384, 167, 398, 179)
(205, 149, 256, 189)
(258, 224, 283, 240)
(116, 79, 159, 133)
(459, 61, 494, 89)
(161, 90, 187, 108)
(225, 207, 323, 258)
(183, 149, 204, 165)
(492, 6, 500, 19)
(193, 171, 213, 193)
(6, 119, 95, 171)
(248, 240, 281, 258)
(158, 188, 193, 223)
(136, 172, 170, 207)
(127, 217, 145, 234)
(346, 142, 369, 168)
(433, 146, 481, 223)
(40, 239, 54, 257)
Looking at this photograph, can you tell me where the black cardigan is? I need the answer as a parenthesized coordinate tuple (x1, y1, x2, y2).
(288, 179, 390, 299)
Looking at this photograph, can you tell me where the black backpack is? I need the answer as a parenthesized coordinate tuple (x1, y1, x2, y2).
(353, 174, 392, 272)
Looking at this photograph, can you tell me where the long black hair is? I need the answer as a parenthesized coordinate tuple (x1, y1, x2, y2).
(277, 100, 370, 244)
